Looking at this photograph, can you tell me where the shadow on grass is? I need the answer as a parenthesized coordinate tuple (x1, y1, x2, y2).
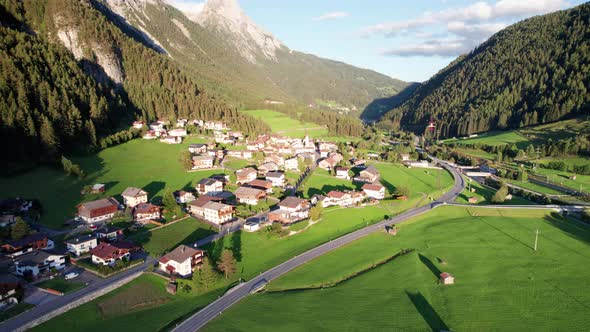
(144, 181, 166, 202)
(419, 254, 441, 279)
(231, 230, 243, 262)
(380, 178, 398, 196)
(406, 290, 450, 331)
(543, 213, 590, 246)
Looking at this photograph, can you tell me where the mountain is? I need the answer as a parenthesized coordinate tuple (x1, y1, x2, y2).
(0, 0, 269, 169)
(379, 3, 590, 137)
(101, 0, 409, 115)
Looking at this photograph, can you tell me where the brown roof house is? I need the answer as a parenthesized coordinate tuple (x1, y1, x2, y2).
(236, 167, 258, 184)
(269, 197, 310, 225)
(77, 198, 119, 224)
(159, 245, 205, 277)
(234, 187, 266, 205)
(355, 165, 380, 183)
(362, 183, 385, 200)
(196, 178, 224, 196)
(258, 162, 279, 176)
(133, 203, 161, 222)
(247, 179, 273, 193)
(90, 241, 139, 266)
(121, 187, 148, 208)
(2, 233, 54, 256)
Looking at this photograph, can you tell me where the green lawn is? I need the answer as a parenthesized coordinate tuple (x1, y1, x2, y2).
(443, 130, 530, 148)
(240, 109, 328, 138)
(130, 218, 218, 256)
(454, 147, 496, 160)
(0, 137, 228, 228)
(204, 206, 590, 331)
(300, 169, 359, 198)
(36, 277, 86, 294)
(504, 178, 564, 195)
(222, 157, 255, 170)
(374, 162, 454, 200)
(533, 166, 590, 193)
(456, 178, 535, 205)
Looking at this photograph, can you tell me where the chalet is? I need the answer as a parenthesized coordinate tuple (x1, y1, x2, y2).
(159, 245, 205, 277)
(285, 157, 298, 171)
(188, 143, 207, 154)
(2, 233, 54, 256)
(401, 154, 411, 161)
(265, 154, 285, 167)
(329, 152, 344, 163)
(188, 195, 223, 217)
(201, 202, 234, 224)
(121, 187, 148, 208)
(268, 197, 310, 224)
(440, 272, 455, 285)
(247, 141, 265, 151)
(95, 226, 124, 241)
(176, 118, 188, 128)
(298, 152, 319, 163)
(318, 142, 338, 152)
(168, 129, 187, 137)
(236, 167, 258, 184)
(192, 155, 214, 169)
(234, 187, 266, 205)
(207, 149, 225, 159)
(335, 167, 350, 180)
(175, 191, 196, 204)
(258, 162, 279, 175)
(362, 183, 386, 200)
(90, 242, 134, 266)
(319, 149, 330, 158)
(196, 178, 224, 196)
(65, 234, 98, 256)
(278, 146, 293, 155)
(14, 250, 66, 278)
(266, 172, 286, 187)
(0, 274, 23, 308)
(160, 136, 182, 144)
(203, 121, 226, 131)
(133, 203, 161, 222)
(270, 134, 289, 145)
(150, 122, 165, 131)
(132, 121, 144, 129)
(324, 191, 352, 207)
(355, 165, 380, 183)
(349, 191, 367, 205)
(77, 197, 119, 223)
(226, 150, 253, 159)
(247, 179, 273, 193)
(142, 130, 159, 139)
(318, 156, 338, 170)
(156, 119, 169, 126)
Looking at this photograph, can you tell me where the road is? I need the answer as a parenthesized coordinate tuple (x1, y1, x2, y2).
(0, 259, 154, 332)
(171, 159, 465, 332)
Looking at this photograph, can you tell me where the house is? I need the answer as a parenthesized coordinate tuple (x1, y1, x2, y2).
(236, 167, 258, 184)
(90, 242, 132, 266)
(298, 152, 318, 163)
(349, 191, 367, 205)
(226, 150, 253, 159)
(318, 142, 338, 152)
(355, 165, 380, 183)
(404, 160, 430, 168)
(203, 121, 226, 131)
(401, 154, 411, 161)
(468, 197, 478, 204)
(192, 155, 214, 169)
(0, 274, 23, 308)
(90, 183, 105, 193)
(323, 191, 352, 207)
(234, 187, 266, 205)
(132, 121, 144, 129)
(207, 149, 225, 159)
(247, 179, 273, 193)
(159, 245, 205, 277)
(265, 154, 285, 167)
(335, 167, 350, 180)
(2, 233, 54, 256)
(247, 141, 264, 151)
(196, 178, 224, 196)
(268, 197, 310, 224)
(351, 158, 366, 167)
(188, 144, 207, 154)
(133, 203, 161, 222)
(284, 157, 298, 171)
(121, 187, 148, 208)
(95, 226, 124, 241)
(175, 191, 196, 204)
(160, 136, 182, 144)
(201, 202, 234, 224)
(228, 131, 243, 140)
(318, 156, 338, 170)
(142, 130, 159, 140)
(244, 221, 262, 232)
(65, 234, 98, 256)
(14, 251, 66, 278)
(440, 272, 455, 285)
(188, 195, 225, 217)
(266, 172, 286, 187)
(168, 129, 187, 137)
(362, 183, 386, 200)
(258, 162, 279, 175)
(176, 118, 188, 128)
(150, 122, 165, 131)
(77, 197, 119, 223)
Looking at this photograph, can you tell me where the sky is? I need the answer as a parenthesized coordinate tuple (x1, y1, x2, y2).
(166, 0, 585, 82)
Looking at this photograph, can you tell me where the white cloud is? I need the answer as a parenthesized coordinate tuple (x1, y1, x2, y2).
(314, 11, 350, 21)
(381, 38, 477, 57)
(165, 0, 205, 20)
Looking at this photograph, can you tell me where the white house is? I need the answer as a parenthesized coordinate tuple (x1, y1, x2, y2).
(192, 155, 214, 169)
(236, 167, 258, 184)
(175, 191, 196, 204)
(266, 172, 285, 187)
(202, 202, 234, 224)
(121, 187, 148, 208)
(14, 251, 66, 278)
(65, 235, 98, 256)
(90, 242, 133, 266)
(132, 121, 144, 129)
(362, 183, 386, 200)
(159, 245, 205, 277)
(284, 157, 298, 171)
(168, 129, 187, 137)
(335, 167, 350, 180)
(196, 178, 224, 196)
(268, 197, 310, 224)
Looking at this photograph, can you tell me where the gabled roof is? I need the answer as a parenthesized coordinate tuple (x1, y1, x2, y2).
(202, 201, 232, 212)
(279, 196, 308, 209)
(121, 187, 147, 198)
(327, 191, 349, 199)
(197, 178, 222, 186)
(159, 245, 204, 264)
(236, 167, 257, 177)
(189, 195, 224, 208)
(5, 233, 48, 248)
(362, 165, 379, 176)
(248, 179, 273, 189)
(234, 187, 265, 198)
(133, 203, 160, 214)
(362, 183, 384, 192)
(265, 171, 284, 179)
(65, 234, 96, 245)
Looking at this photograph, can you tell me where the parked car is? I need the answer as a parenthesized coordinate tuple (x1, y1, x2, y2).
(64, 272, 79, 280)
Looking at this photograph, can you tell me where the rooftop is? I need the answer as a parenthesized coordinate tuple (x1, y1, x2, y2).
(122, 187, 147, 198)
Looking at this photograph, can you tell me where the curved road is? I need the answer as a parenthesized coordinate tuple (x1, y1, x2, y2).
(172, 159, 465, 332)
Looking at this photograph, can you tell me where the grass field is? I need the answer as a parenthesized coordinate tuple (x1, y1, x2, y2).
(0, 138, 228, 228)
(374, 162, 454, 200)
(130, 218, 218, 256)
(203, 206, 590, 331)
(240, 109, 328, 138)
(504, 178, 565, 195)
(456, 178, 534, 205)
(300, 169, 359, 198)
(36, 277, 86, 294)
(533, 167, 590, 193)
(222, 157, 255, 170)
(443, 130, 530, 148)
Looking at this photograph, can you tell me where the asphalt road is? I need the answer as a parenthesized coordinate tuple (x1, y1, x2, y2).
(171, 160, 465, 332)
(0, 258, 154, 332)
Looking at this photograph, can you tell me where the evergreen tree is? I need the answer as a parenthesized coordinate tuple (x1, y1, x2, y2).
(196, 257, 218, 290)
(10, 217, 31, 240)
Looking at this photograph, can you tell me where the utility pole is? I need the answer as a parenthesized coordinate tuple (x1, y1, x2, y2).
(534, 229, 539, 251)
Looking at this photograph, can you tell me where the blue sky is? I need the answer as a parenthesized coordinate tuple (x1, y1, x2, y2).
(168, 0, 584, 82)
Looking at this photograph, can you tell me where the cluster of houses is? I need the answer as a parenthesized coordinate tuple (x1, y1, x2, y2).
(136, 119, 188, 144)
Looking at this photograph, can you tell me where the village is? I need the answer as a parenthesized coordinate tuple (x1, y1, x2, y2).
(0, 116, 443, 309)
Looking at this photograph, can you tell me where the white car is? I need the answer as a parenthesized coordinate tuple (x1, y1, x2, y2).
(64, 272, 79, 280)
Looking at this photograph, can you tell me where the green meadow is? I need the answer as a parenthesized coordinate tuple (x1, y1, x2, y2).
(204, 206, 590, 331)
(240, 109, 328, 138)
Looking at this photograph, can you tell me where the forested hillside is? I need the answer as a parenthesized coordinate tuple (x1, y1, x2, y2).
(0, 0, 268, 169)
(380, 3, 590, 137)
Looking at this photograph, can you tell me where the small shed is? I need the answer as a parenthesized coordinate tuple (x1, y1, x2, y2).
(569, 175, 577, 180)
(505, 194, 513, 200)
(166, 282, 177, 295)
(468, 197, 478, 204)
(91, 184, 105, 194)
(440, 272, 454, 285)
